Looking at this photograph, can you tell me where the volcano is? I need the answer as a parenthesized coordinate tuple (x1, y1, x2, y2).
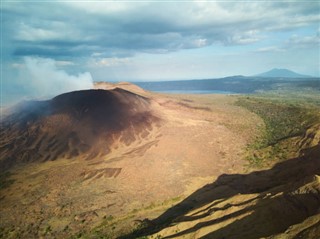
(0, 88, 160, 170)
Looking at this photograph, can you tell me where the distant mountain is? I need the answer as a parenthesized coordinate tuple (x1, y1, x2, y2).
(256, 68, 311, 78)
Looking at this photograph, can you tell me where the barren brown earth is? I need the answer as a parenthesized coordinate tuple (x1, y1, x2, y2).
(0, 82, 319, 238)
(125, 124, 320, 239)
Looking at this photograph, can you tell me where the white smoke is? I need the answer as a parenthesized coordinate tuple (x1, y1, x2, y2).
(2, 57, 93, 106)
(21, 57, 93, 98)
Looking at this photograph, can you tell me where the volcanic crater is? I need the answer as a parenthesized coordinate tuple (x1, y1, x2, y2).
(0, 88, 161, 170)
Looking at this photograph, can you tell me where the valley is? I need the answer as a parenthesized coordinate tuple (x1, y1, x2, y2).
(0, 83, 319, 239)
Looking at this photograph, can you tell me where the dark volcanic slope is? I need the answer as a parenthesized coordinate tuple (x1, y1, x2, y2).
(0, 88, 160, 170)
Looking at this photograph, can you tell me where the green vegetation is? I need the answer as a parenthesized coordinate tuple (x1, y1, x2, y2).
(74, 196, 183, 239)
(236, 95, 320, 166)
(43, 225, 52, 236)
(103, 215, 114, 221)
(237, 97, 319, 146)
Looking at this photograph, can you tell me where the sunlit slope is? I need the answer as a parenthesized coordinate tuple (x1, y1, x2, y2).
(122, 97, 320, 239)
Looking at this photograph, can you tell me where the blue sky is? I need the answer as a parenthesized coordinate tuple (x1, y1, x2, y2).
(1, 1, 320, 100)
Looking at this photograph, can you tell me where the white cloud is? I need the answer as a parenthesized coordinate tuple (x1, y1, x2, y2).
(2, 1, 320, 81)
(266, 14, 320, 31)
(255, 46, 285, 53)
(5, 1, 320, 57)
(192, 38, 208, 47)
(88, 57, 131, 67)
(287, 34, 320, 46)
(15, 22, 62, 41)
(230, 30, 262, 45)
(65, 1, 140, 14)
(11, 63, 24, 68)
(55, 60, 75, 66)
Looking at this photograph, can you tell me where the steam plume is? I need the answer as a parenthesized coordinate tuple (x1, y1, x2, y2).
(3, 57, 93, 106)
(23, 57, 93, 97)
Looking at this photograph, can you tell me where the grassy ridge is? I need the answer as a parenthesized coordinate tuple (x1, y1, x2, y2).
(236, 96, 320, 165)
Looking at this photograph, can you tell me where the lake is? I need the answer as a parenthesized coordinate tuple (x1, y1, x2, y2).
(153, 90, 236, 94)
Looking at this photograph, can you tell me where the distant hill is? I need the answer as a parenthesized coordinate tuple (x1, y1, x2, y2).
(256, 68, 311, 78)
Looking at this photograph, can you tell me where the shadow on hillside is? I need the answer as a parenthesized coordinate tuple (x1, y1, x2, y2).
(120, 144, 320, 239)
